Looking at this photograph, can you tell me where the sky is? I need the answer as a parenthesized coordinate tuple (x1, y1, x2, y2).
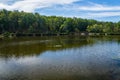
(0, 0, 120, 22)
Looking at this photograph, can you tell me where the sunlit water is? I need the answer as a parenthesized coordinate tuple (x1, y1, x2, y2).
(0, 36, 120, 80)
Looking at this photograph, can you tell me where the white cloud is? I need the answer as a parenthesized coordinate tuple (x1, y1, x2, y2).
(62, 2, 120, 18)
(78, 5, 120, 11)
(77, 2, 120, 18)
(87, 12, 120, 18)
(0, 0, 79, 12)
(60, 2, 120, 12)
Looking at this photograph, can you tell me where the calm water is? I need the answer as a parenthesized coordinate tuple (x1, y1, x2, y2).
(0, 36, 120, 80)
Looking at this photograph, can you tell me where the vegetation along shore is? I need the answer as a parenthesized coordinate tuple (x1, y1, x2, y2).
(0, 9, 120, 38)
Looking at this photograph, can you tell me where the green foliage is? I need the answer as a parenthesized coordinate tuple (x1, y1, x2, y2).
(0, 9, 120, 34)
(87, 24, 103, 33)
(3, 32, 11, 37)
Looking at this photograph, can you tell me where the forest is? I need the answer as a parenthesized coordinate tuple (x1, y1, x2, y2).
(0, 9, 120, 35)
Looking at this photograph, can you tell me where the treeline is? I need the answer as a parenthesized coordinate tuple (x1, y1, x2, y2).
(0, 9, 120, 34)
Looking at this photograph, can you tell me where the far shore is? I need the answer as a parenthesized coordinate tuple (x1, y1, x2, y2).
(0, 32, 120, 39)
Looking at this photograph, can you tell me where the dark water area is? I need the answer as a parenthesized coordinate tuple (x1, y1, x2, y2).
(0, 36, 120, 80)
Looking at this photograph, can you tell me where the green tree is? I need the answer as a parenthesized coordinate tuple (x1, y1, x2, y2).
(87, 24, 103, 33)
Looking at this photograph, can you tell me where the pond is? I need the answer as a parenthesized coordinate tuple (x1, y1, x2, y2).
(0, 36, 120, 80)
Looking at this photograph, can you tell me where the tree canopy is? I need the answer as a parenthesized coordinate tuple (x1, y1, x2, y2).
(0, 9, 120, 34)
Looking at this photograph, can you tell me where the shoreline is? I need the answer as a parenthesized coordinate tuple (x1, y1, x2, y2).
(0, 32, 120, 39)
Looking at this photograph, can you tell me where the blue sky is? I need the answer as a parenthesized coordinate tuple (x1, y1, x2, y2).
(0, 0, 120, 22)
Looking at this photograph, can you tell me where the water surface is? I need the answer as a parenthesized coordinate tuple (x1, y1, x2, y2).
(0, 36, 120, 80)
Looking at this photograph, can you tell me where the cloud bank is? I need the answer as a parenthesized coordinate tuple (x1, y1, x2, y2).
(0, 0, 79, 12)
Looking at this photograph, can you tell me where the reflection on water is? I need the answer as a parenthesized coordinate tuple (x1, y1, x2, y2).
(0, 36, 120, 80)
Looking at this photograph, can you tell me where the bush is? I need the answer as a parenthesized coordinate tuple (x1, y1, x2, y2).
(3, 32, 11, 37)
